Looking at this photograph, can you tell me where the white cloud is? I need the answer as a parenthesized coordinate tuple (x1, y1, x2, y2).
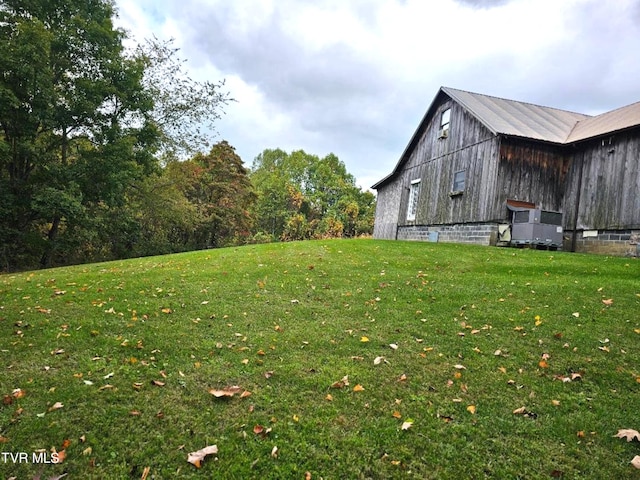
(114, 0, 640, 189)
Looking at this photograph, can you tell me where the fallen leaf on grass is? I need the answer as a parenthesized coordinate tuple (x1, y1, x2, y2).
(353, 384, 365, 392)
(56, 449, 67, 464)
(554, 372, 582, 383)
(632, 456, 640, 469)
(187, 444, 218, 468)
(48, 402, 64, 412)
(466, 405, 476, 414)
(513, 406, 537, 419)
(12, 388, 25, 399)
(141, 466, 151, 480)
(614, 429, 640, 442)
(602, 298, 614, 306)
(331, 375, 349, 389)
(401, 419, 414, 431)
(208, 386, 251, 398)
(271, 446, 278, 458)
(253, 424, 272, 438)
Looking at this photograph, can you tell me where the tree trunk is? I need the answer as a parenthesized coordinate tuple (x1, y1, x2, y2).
(39, 216, 61, 268)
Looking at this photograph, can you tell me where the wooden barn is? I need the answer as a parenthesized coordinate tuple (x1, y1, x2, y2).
(372, 87, 640, 256)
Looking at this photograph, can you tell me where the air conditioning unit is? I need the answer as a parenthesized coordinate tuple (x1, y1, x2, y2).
(510, 208, 563, 248)
(438, 128, 449, 139)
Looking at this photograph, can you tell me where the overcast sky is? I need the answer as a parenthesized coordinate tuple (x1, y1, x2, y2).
(113, 0, 640, 190)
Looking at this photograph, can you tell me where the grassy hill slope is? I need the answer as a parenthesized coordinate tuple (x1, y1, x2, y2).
(1, 240, 639, 478)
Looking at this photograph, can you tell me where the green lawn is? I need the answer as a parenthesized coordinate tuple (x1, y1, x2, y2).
(1, 239, 639, 479)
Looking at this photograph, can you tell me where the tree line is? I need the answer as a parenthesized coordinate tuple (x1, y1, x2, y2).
(0, 0, 374, 271)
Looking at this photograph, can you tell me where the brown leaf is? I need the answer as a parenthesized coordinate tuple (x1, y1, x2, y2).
(614, 429, 640, 442)
(209, 386, 243, 398)
(602, 298, 614, 306)
(152, 380, 165, 387)
(141, 466, 151, 480)
(12, 388, 25, 399)
(187, 444, 218, 468)
(353, 384, 365, 392)
(331, 375, 349, 389)
(56, 449, 67, 464)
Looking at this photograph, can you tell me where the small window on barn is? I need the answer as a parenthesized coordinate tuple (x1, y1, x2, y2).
(439, 108, 451, 138)
(452, 170, 466, 194)
(406, 179, 421, 221)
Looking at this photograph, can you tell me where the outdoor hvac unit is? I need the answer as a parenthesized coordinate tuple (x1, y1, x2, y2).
(510, 208, 563, 248)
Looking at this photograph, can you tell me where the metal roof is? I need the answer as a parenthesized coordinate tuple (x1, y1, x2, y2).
(442, 87, 590, 144)
(566, 100, 640, 142)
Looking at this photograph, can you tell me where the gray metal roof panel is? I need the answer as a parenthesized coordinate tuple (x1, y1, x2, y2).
(566, 100, 640, 142)
(442, 87, 590, 143)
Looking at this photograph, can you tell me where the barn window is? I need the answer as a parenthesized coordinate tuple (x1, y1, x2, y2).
(439, 108, 451, 138)
(406, 179, 421, 221)
(452, 170, 466, 193)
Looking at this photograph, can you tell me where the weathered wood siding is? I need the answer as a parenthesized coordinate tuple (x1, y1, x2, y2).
(564, 131, 640, 230)
(372, 182, 401, 239)
(395, 98, 500, 226)
(495, 139, 570, 219)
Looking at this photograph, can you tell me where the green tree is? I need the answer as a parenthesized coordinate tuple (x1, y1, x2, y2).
(0, 0, 157, 269)
(166, 141, 256, 249)
(0, 2, 233, 270)
(250, 149, 375, 241)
